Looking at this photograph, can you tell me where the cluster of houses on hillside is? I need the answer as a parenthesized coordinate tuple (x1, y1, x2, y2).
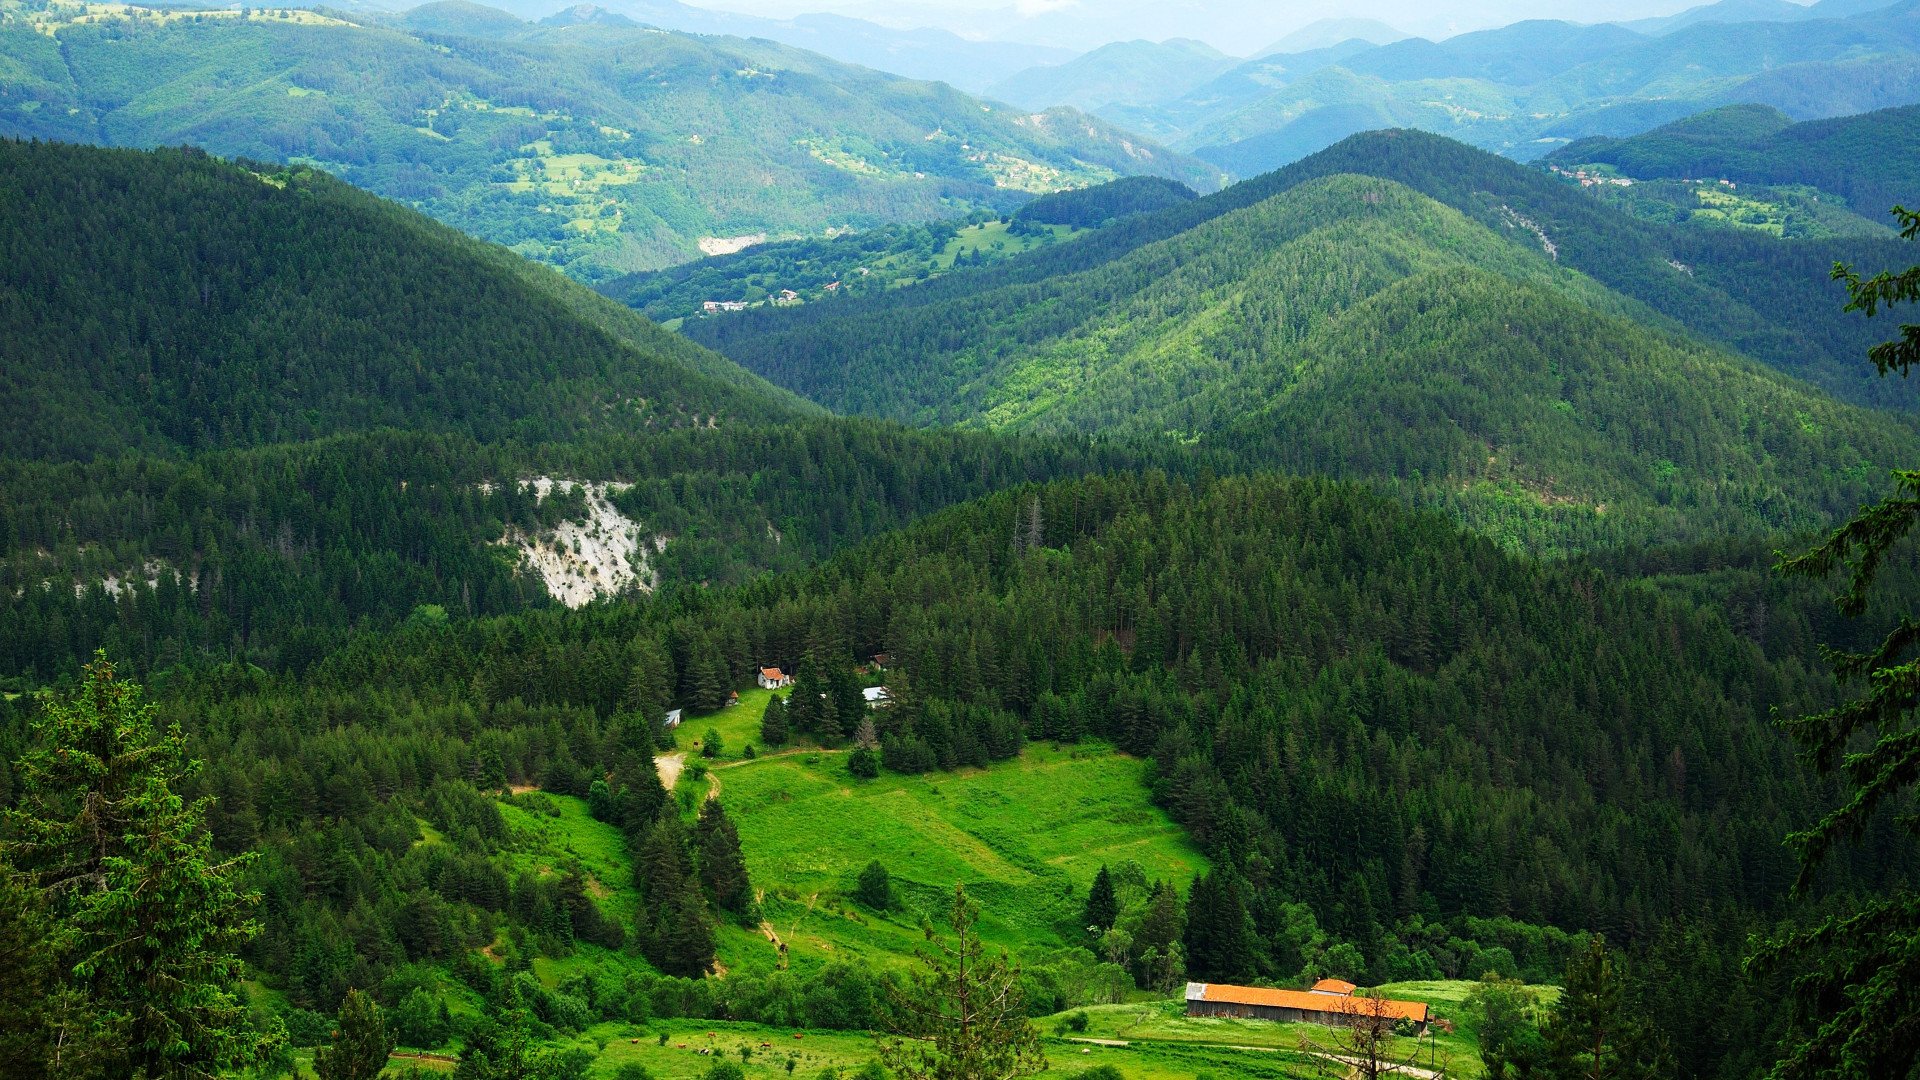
(1548, 164, 1635, 187)
(1184, 980, 1431, 1033)
(661, 656, 894, 728)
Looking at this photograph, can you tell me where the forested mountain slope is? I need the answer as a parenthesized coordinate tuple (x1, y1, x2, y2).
(681, 138, 1918, 549)
(78, 472, 1912, 1079)
(1547, 103, 1920, 219)
(0, 140, 813, 462)
(0, 0, 1216, 276)
(0, 423, 1156, 682)
(689, 132, 1912, 414)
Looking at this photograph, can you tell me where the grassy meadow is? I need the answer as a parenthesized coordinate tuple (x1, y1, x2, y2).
(713, 741, 1206, 974)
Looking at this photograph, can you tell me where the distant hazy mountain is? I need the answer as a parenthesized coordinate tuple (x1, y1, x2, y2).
(1096, 0, 1920, 177)
(986, 39, 1240, 112)
(1620, 0, 1905, 34)
(673, 132, 1920, 546)
(449, 0, 1075, 91)
(1256, 17, 1410, 55)
(683, 129, 1917, 422)
(0, 4, 1217, 276)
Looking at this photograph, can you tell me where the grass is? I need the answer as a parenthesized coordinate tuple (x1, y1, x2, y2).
(539, 1017, 1330, 1079)
(712, 742, 1205, 974)
(677, 684, 789, 762)
(497, 792, 640, 925)
(935, 220, 1074, 269)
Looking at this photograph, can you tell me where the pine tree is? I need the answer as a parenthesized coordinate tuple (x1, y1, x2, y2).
(1543, 936, 1656, 1080)
(692, 650, 732, 712)
(790, 660, 827, 734)
(855, 860, 891, 910)
(660, 880, 718, 978)
(760, 696, 790, 746)
(4, 652, 263, 1078)
(694, 800, 752, 915)
(623, 640, 674, 725)
(314, 988, 394, 1080)
(1082, 865, 1118, 936)
(1182, 870, 1259, 983)
(1763, 205, 1920, 1080)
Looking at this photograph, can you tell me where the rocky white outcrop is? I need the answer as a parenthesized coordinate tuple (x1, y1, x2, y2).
(499, 478, 656, 608)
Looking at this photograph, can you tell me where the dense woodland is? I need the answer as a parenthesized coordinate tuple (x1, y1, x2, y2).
(0, 140, 809, 462)
(5, 473, 1913, 1078)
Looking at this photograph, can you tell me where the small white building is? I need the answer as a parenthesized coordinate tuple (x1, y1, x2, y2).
(758, 666, 791, 690)
(664, 708, 683, 728)
(863, 685, 891, 707)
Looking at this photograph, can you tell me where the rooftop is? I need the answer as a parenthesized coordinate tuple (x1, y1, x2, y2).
(1184, 982, 1428, 1023)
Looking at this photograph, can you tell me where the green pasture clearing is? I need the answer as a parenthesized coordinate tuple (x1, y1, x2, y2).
(936, 220, 1073, 269)
(713, 743, 1205, 972)
(676, 684, 788, 761)
(497, 792, 640, 924)
(545, 1018, 1326, 1080)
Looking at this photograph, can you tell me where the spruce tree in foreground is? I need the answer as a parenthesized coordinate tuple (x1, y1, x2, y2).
(4, 652, 262, 1078)
(1763, 205, 1920, 1078)
(877, 884, 1046, 1080)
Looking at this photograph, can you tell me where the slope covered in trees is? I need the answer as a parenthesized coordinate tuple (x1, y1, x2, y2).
(13, 471, 1905, 1079)
(0, 1, 1217, 277)
(682, 152, 1920, 549)
(1546, 103, 1920, 220)
(0, 422, 1160, 683)
(0, 140, 812, 462)
(688, 131, 1916, 413)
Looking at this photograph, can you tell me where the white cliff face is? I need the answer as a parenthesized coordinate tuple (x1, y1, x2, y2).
(499, 478, 656, 608)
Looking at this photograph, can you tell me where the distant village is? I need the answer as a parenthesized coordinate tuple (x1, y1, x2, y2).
(699, 271, 867, 316)
(1549, 164, 1742, 191)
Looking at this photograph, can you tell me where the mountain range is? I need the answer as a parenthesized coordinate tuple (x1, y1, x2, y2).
(2, 58, 1918, 1080)
(1048, 0, 1920, 177)
(0, 0, 1215, 276)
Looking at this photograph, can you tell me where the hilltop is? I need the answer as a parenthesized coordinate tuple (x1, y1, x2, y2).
(0, 139, 813, 462)
(0, 0, 1217, 277)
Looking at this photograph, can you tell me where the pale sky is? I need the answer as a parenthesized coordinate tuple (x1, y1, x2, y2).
(691, 0, 1810, 48)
